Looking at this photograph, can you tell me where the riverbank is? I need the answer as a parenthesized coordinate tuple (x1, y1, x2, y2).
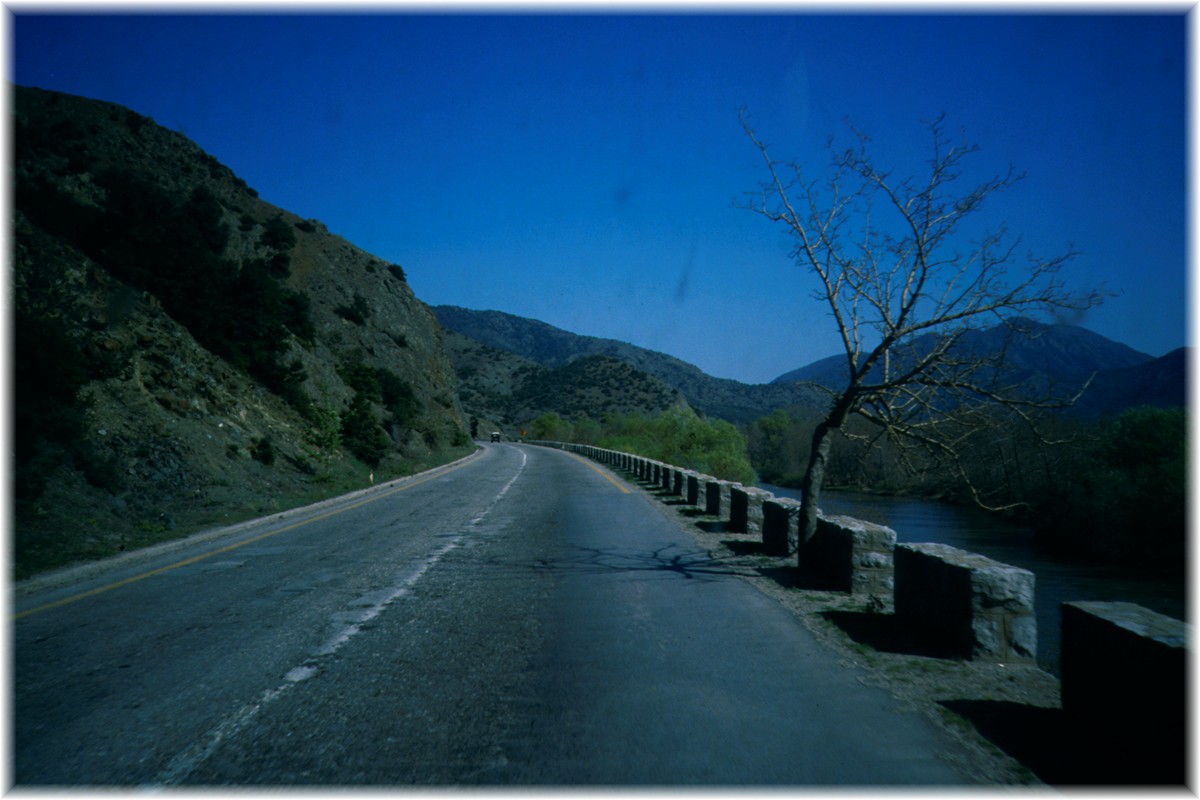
(763, 482, 1188, 677)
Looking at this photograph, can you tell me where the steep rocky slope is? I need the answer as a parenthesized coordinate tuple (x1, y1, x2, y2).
(13, 86, 470, 577)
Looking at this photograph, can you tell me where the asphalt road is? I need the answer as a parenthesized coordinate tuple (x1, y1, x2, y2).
(13, 443, 982, 787)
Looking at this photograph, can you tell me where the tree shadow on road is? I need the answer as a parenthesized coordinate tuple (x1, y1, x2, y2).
(525, 543, 748, 583)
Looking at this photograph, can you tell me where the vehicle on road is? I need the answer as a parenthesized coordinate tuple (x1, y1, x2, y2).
(490, 432, 501, 442)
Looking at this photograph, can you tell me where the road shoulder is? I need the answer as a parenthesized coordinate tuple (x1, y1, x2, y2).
(626, 475, 1058, 786)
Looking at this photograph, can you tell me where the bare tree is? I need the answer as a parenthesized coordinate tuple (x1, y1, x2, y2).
(740, 110, 1105, 550)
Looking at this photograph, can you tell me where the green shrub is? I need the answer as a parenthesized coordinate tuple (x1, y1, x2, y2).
(530, 412, 574, 442)
(260, 214, 297, 252)
(1034, 407, 1187, 566)
(13, 311, 125, 500)
(250, 436, 275, 465)
(591, 408, 757, 484)
(335, 293, 371, 325)
(340, 393, 389, 468)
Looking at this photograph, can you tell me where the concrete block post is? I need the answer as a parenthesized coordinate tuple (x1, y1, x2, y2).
(670, 468, 684, 497)
(762, 497, 801, 556)
(1060, 601, 1188, 784)
(684, 472, 701, 506)
(894, 543, 1036, 662)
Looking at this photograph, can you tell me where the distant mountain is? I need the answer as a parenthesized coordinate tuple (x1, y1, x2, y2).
(442, 328, 686, 433)
(1071, 347, 1189, 419)
(434, 306, 825, 423)
(771, 318, 1185, 419)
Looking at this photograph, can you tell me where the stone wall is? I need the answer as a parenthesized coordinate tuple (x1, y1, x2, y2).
(802, 515, 896, 596)
(1060, 601, 1187, 784)
(729, 486, 770, 535)
(762, 497, 800, 557)
(894, 543, 1036, 662)
(703, 478, 730, 518)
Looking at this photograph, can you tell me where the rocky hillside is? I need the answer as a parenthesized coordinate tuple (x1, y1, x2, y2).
(434, 305, 824, 423)
(13, 86, 470, 578)
(443, 330, 685, 436)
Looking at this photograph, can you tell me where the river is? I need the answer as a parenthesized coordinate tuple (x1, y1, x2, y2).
(761, 483, 1188, 675)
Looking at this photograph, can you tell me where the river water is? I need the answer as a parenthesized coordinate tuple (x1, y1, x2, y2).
(761, 483, 1188, 675)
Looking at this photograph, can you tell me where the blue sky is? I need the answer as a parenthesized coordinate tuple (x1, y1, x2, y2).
(11, 9, 1189, 384)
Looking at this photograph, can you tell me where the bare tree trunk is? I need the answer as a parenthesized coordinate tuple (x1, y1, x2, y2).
(798, 420, 835, 556)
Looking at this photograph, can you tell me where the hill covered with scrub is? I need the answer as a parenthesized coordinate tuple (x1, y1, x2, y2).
(13, 86, 471, 578)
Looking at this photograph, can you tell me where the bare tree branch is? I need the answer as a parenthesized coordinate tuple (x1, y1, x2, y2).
(738, 109, 1107, 548)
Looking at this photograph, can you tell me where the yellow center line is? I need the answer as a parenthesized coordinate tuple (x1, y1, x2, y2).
(13, 453, 482, 622)
(563, 450, 632, 494)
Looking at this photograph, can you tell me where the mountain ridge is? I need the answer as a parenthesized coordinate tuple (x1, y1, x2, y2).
(436, 306, 1187, 424)
(433, 305, 825, 423)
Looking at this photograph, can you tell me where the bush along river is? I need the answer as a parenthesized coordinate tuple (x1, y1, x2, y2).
(761, 483, 1188, 676)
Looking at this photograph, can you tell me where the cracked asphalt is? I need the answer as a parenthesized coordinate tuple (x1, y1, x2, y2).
(13, 443, 984, 787)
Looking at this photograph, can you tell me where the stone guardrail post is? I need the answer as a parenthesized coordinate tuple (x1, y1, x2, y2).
(700, 478, 734, 522)
(684, 472, 701, 506)
(798, 514, 896, 596)
(762, 497, 801, 556)
(894, 543, 1035, 661)
(729, 486, 771, 535)
(1060, 601, 1187, 784)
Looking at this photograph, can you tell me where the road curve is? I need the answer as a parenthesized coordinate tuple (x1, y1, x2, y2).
(13, 443, 981, 787)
